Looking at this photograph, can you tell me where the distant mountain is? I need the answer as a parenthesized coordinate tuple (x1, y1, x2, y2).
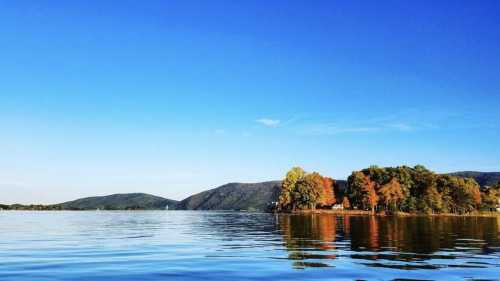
(56, 193, 178, 210)
(176, 181, 282, 211)
(448, 171, 500, 187)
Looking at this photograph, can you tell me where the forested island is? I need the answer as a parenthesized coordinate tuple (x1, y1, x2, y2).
(277, 165, 500, 215)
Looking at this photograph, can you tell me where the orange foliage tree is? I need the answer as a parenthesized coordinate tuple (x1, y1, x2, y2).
(378, 178, 404, 212)
(362, 175, 379, 214)
(320, 177, 336, 207)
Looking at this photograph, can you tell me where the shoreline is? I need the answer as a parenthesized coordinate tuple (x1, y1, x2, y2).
(280, 209, 500, 217)
(2, 209, 499, 217)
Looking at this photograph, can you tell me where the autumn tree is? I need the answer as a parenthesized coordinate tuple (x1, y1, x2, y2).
(378, 178, 404, 212)
(347, 171, 378, 213)
(437, 176, 481, 214)
(292, 172, 324, 210)
(362, 175, 379, 214)
(481, 183, 499, 211)
(279, 168, 332, 211)
(423, 185, 443, 214)
(320, 177, 336, 207)
(278, 167, 305, 210)
(287, 165, 489, 214)
(454, 178, 482, 213)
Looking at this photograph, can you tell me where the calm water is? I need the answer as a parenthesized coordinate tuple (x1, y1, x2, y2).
(0, 211, 499, 281)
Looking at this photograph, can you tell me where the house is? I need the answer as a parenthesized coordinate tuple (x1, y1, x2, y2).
(332, 204, 343, 210)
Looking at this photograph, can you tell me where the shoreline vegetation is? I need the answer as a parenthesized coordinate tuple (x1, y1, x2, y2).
(286, 209, 500, 217)
(275, 165, 500, 216)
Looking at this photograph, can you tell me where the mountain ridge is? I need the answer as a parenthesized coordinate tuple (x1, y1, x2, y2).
(176, 181, 282, 211)
(448, 171, 500, 187)
(56, 193, 178, 210)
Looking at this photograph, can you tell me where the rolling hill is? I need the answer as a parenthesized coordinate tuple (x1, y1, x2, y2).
(56, 193, 178, 210)
(449, 171, 500, 187)
(176, 181, 282, 211)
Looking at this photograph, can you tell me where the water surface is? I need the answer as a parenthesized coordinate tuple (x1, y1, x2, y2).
(0, 211, 499, 280)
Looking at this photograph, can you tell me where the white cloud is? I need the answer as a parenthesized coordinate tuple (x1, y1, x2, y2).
(256, 118, 280, 127)
(385, 123, 414, 132)
(298, 121, 430, 136)
(300, 124, 380, 135)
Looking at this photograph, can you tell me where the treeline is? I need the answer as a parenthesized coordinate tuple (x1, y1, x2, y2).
(346, 165, 499, 214)
(278, 165, 500, 214)
(0, 204, 63, 211)
(0, 204, 153, 211)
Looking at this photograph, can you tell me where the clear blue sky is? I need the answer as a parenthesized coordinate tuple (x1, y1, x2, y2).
(1, 0, 499, 204)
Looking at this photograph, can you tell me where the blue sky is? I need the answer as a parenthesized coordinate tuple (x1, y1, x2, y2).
(1, 0, 499, 204)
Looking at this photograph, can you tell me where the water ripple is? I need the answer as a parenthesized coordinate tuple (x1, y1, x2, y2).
(0, 211, 499, 280)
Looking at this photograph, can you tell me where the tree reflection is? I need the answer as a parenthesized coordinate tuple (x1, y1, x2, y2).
(279, 214, 338, 268)
(278, 213, 500, 268)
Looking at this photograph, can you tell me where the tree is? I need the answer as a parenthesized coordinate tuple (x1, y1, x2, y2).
(481, 182, 499, 211)
(347, 171, 379, 213)
(279, 168, 331, 211)
(423, 185, 443, 213)
(361, 175, 379, 214)
(278, 167, 306, 210)
(454, 178, 481, 213)
(320, 177, 336, 207)
(378, 178, 404, 212)
(284, 165, 490, 214)
(481, 186, 499, 211)
(347, 171, 366, 209)
(436, 175, 454, 213)
(441, 176, 482, 214)
(292, 172, 324, 210)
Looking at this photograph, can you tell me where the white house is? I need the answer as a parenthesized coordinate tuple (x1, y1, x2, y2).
(332, 204, 344, 210)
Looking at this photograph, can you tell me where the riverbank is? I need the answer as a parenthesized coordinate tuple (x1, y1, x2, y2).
(284, 209, 500, 217)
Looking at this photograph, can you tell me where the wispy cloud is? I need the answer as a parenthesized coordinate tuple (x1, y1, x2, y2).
(384, 123, 414, 132)
(256, 118, 281, 128)
(298, 121, 430, 136)
(214, 129, 226, 135)
(254, 111, 443, 135)
(299, 124, 381, 136)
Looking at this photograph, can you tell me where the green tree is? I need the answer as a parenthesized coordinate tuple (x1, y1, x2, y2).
(292, 172, 324, 210)
(346, 171, 366, 209)
(278, 167, 306, 210)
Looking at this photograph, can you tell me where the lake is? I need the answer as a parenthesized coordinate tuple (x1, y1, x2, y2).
(0, 211, 499, 281)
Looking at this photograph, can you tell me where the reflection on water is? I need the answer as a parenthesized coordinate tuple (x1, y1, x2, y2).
(279, 214, 500, 271)
(0, 211, 499, 281)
